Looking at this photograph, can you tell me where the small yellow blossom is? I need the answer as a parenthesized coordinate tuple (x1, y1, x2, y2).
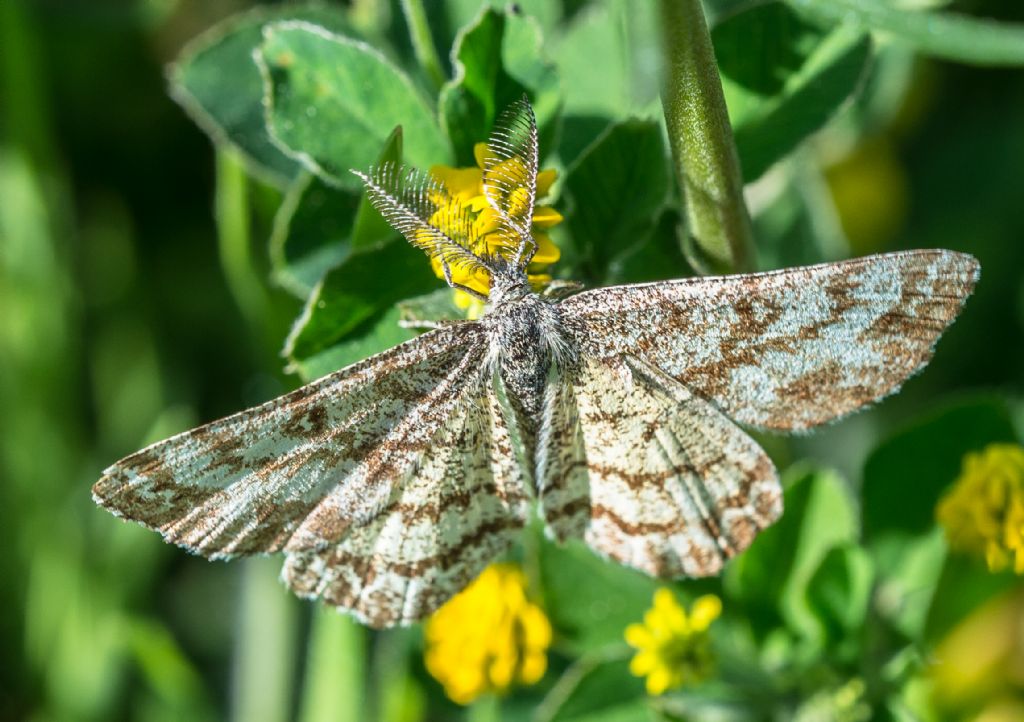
(936, 443, 1024, 574)
(625, 589, 721, 696)
(428, 142, 562, 316)
(423, 563, 552, 705)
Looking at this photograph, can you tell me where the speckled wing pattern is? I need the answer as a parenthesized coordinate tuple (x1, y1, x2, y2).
(92, 322, 511, 563)
(282, 380, 528, 627)
(541, 249, 978, 575)
(561, 250, 979, 430)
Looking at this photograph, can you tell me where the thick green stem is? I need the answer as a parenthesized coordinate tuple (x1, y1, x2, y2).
(659, 0, 755, 274)
(401, 0, 446, 90)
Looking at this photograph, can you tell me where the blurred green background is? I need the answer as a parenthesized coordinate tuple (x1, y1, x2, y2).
(1, 1, 1023, 721)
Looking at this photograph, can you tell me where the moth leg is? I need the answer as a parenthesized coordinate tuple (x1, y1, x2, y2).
(542, 280, 585, 300)
(398, 319, 459, 331)
(441, 259, 489, 302)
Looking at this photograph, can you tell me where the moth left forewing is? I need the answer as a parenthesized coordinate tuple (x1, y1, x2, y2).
(538, 354, 781, 578)
(560, 250, 979, 431)
(283, 378, 528, 627)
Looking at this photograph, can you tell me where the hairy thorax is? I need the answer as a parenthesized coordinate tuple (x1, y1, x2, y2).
(484, 284, 576, 450)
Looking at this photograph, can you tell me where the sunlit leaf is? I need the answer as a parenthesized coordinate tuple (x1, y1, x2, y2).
(439, 6, 559, 166)
(270, 127, 403, 298)
(270, 173, 359, 297)
(396, 289, 464, 326)
(283, 240, 436, 373)
(258, 21, 449, 190)
(552, 0, 660, 119)
(288, 306, 417, 383)
(169, 6, 354, 188)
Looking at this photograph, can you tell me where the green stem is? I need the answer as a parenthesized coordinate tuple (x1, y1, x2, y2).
(231, 558, 299, 722)
(215, 149, 269, 331)
(297, 609, 366, 722)
(659, 0, 755, 274)
(401, 0, 446, 90)
(467, 694, 501, 722)
(373, 629, 424, 722)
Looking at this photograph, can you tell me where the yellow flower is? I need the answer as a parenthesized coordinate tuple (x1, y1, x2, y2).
(625, 589, 721, 696)
(428, 142, 562, 317)
(937, 443, 1024, 574)
(423, 563, 552, 705)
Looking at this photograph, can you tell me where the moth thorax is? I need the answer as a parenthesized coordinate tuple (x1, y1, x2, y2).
(493, 295, 551, 426)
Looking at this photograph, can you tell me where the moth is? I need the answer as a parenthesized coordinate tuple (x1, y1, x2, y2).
(94, 98, 979, 628)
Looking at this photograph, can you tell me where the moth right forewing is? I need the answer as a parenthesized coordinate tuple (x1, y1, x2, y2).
(93, 322, 491, 559)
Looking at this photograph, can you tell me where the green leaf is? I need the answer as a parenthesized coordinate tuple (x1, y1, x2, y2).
(605, 209, 691, 285)
(561, 120, 670, 283)
(552, 0, 661, 119)
(269, 173, 359, 297)
(537, 538, 658, 653)
(806, 544, 874, 647)
(396, 289, 464, 326)
(444, 0, 562, 41)
(439, 7, 560, 166)
(258, 21, 449, 190)
(289, 306, 416, 383)
(270, 125, 404, 298)
(870, 528, 947, 640)
(283, 239, 437, 368)
(169, 6, 354, 188)
(713, 2, 873, 181)
(538, 656, 647, 722)
(788, 0, 1024, 67)
(726, 466, 857, 640)
(351, 126, 404, 246)
(861, 396, 1018, 541)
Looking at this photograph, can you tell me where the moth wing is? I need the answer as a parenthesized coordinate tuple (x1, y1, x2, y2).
(282, 379, 527, 627)
(93, 322, 492, 559)
(560, 250, 979, 430)
(538, 354, 781, 577)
